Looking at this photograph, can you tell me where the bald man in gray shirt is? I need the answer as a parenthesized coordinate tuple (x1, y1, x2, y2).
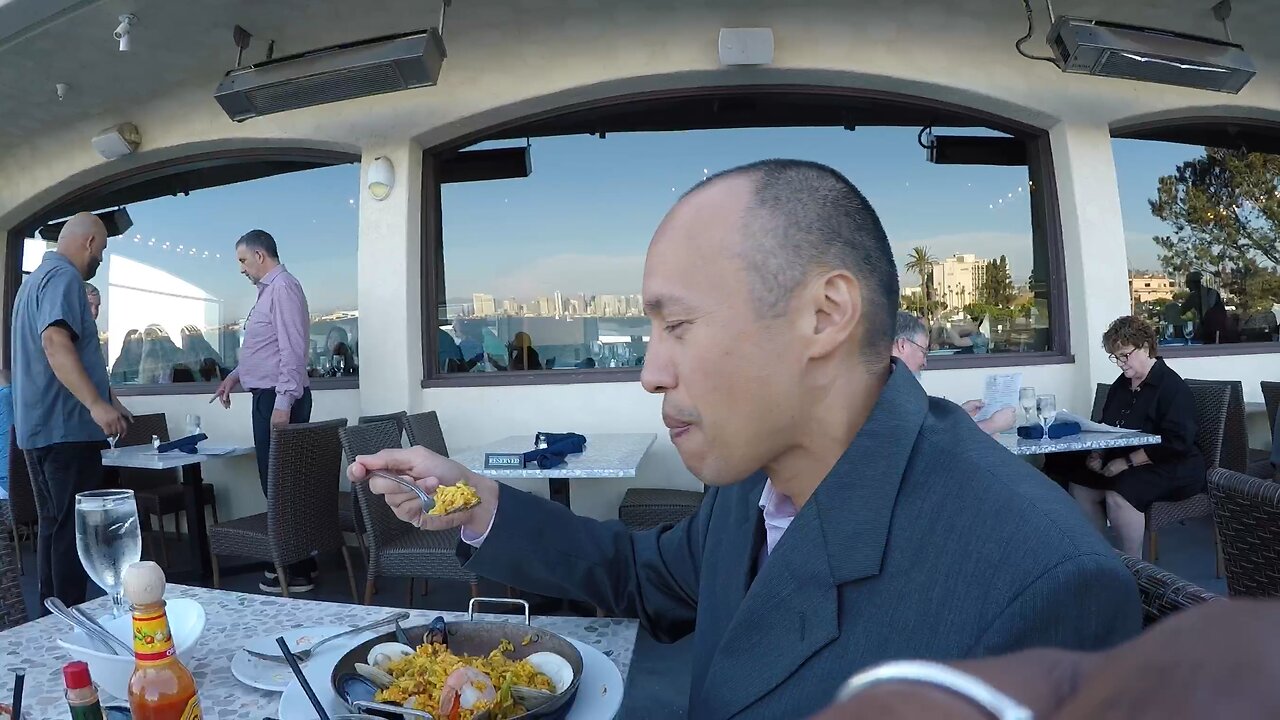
(12, 212, 132, 607)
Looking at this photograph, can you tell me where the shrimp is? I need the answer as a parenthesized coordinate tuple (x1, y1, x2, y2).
(439, 666, 496, 719)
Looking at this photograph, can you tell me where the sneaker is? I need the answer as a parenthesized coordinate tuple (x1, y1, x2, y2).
(259, 574, 315, 594)
(264, 569, 317, 581)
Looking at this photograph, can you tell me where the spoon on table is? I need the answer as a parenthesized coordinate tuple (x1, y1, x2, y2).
(368, 470, 481, 518)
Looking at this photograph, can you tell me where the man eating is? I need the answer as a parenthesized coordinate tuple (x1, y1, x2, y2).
(351, 160, 1140, 719)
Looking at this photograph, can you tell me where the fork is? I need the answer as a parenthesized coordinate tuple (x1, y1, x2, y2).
(368, 470, 479, 518)
(244, 611, 411, 664)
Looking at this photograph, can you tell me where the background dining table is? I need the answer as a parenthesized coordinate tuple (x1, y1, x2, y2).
(0, 584, 639, 719)
(101, 444, 254, 582)
(995, 430, 1162, 456)
(452, 433, 657, 509)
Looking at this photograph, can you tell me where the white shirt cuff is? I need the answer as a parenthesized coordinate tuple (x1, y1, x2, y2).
(459, 512, 496, 547)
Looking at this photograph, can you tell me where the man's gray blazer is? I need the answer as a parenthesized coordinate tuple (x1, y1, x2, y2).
(463, 363, 1142, 719)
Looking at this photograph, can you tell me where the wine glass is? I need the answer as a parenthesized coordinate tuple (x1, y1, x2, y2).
(185, 413, 201, 437)
(106, 433, 120, 457)
(75, 489, 142, 619)
(1036, 394, 1057, 441)
(1018, 387, 1037, 427)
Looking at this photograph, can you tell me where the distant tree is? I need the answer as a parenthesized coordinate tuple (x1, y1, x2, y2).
(979, 255, 1016, 308)
(1149, 146, 1280, 312)
(905, 247, 937, 322)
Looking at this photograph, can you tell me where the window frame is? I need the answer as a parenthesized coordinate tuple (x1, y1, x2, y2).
(1111, 116, 1280, 359)
(3, 147, 363, 396)
(420, 85, 1074, 388)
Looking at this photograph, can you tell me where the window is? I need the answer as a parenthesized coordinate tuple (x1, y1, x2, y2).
(1113, 124, 1280, 349)
(16, 162, 360, 389)
(426, 91, 1065, 383)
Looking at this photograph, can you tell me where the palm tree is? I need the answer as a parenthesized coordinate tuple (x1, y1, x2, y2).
(905, 246, 937, 322)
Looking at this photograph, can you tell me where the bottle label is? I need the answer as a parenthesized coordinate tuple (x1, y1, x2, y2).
(179, 695, 202, 720)
(132, 609, 175, 663)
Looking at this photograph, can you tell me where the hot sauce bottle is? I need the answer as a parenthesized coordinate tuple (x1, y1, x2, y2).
(123, 561, 202, 720)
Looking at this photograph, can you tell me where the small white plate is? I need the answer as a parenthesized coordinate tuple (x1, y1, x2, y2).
(279, 636, 625, 719)
(232, 625, 362, 692)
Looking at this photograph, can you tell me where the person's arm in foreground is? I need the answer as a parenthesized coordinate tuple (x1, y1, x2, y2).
(808, 599, 1280, 720)
(348, 446, 705, 642)
(42, 326, 126, 437)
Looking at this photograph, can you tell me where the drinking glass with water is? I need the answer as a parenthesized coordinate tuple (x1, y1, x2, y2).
(75, 489, 142, 618)
(1018, 387, 1037, 427)
(1036, 394, 1057, 441)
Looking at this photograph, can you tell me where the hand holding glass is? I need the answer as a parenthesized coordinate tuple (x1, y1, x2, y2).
(75, 489, 142, 618)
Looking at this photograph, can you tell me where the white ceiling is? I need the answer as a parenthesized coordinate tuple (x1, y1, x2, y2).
(0, 0, 1274, 156)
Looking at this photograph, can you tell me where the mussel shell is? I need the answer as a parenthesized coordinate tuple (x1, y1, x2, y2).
(334, 673, 400, 719)
(423, 615, 447, 647)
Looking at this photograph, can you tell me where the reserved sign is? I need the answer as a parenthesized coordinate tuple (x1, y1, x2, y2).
(484, 452, 526, 469)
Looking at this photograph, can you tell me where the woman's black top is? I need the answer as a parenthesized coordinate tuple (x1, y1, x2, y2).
(1075, 358, 1206, 510)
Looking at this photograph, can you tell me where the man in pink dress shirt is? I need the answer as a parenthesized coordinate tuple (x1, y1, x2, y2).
(211, 229, 314, 593)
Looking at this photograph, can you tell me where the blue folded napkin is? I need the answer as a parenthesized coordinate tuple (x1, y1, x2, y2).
(156, 433, 208, 454)
(523, 432, 587, 469)
(1016, 422, 1081, 440)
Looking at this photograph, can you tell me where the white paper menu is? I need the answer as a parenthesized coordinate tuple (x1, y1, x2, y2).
(974, 372, 1022, 422)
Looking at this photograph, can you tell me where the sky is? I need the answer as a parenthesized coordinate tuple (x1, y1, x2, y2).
(31, 127, 1204, 321)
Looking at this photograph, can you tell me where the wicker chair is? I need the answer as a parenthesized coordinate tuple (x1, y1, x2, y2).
(1262, 381, 1280, 437)
(0, 502, 27, 630)
(343, 412, 408, 543)
(115, 413, 219, 566)
(1208, 468, 1280, 598)
(359, 411, 408, 434)
(1119, 553, 1220, 627)
(1254, 381, 1280, 478)
(1148, 382, 1230, 574)
(404, 411, 448, 455)
(7, 429, 37, 573)
(619, 488, 704, 531)
(209, 419, 358, 601)
(339, 420, 478, 604)
(1185, 379, 1248, 474)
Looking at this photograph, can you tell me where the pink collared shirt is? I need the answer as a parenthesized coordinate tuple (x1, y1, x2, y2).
(229, 265, 310, 411)
(757, 479, 797, 567)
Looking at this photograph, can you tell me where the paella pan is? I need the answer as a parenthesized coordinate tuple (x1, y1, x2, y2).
(331, 599, 584, 720)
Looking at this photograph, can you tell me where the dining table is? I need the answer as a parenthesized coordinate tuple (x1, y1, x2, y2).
(101, 444, 254, 582)
(995, 429, 1163, 456)
(452, 433, 657, 509)
(0, 584, 639, 719)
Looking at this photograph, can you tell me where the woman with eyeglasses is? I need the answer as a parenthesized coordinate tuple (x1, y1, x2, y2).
(1043, 315, 1204, 557)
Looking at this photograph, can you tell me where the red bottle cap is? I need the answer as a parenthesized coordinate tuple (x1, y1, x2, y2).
(63, 661, 92, 690)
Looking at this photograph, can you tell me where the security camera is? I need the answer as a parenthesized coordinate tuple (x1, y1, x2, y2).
(114, 14, 136, 51)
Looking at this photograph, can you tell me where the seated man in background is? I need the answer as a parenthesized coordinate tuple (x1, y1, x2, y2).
(355, 161, 1140, 720)
(892, 311, 1016, 435)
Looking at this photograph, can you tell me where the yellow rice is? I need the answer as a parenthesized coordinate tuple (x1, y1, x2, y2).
(430, 481, 481, 516)
(375, 638, 555, 720)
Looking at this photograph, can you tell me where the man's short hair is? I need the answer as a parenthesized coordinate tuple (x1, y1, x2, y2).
(236, 229, 280, 260)
(84, 282, 100, 299)
(894, 311, 926, 343)
(696, 159, 899, 360)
